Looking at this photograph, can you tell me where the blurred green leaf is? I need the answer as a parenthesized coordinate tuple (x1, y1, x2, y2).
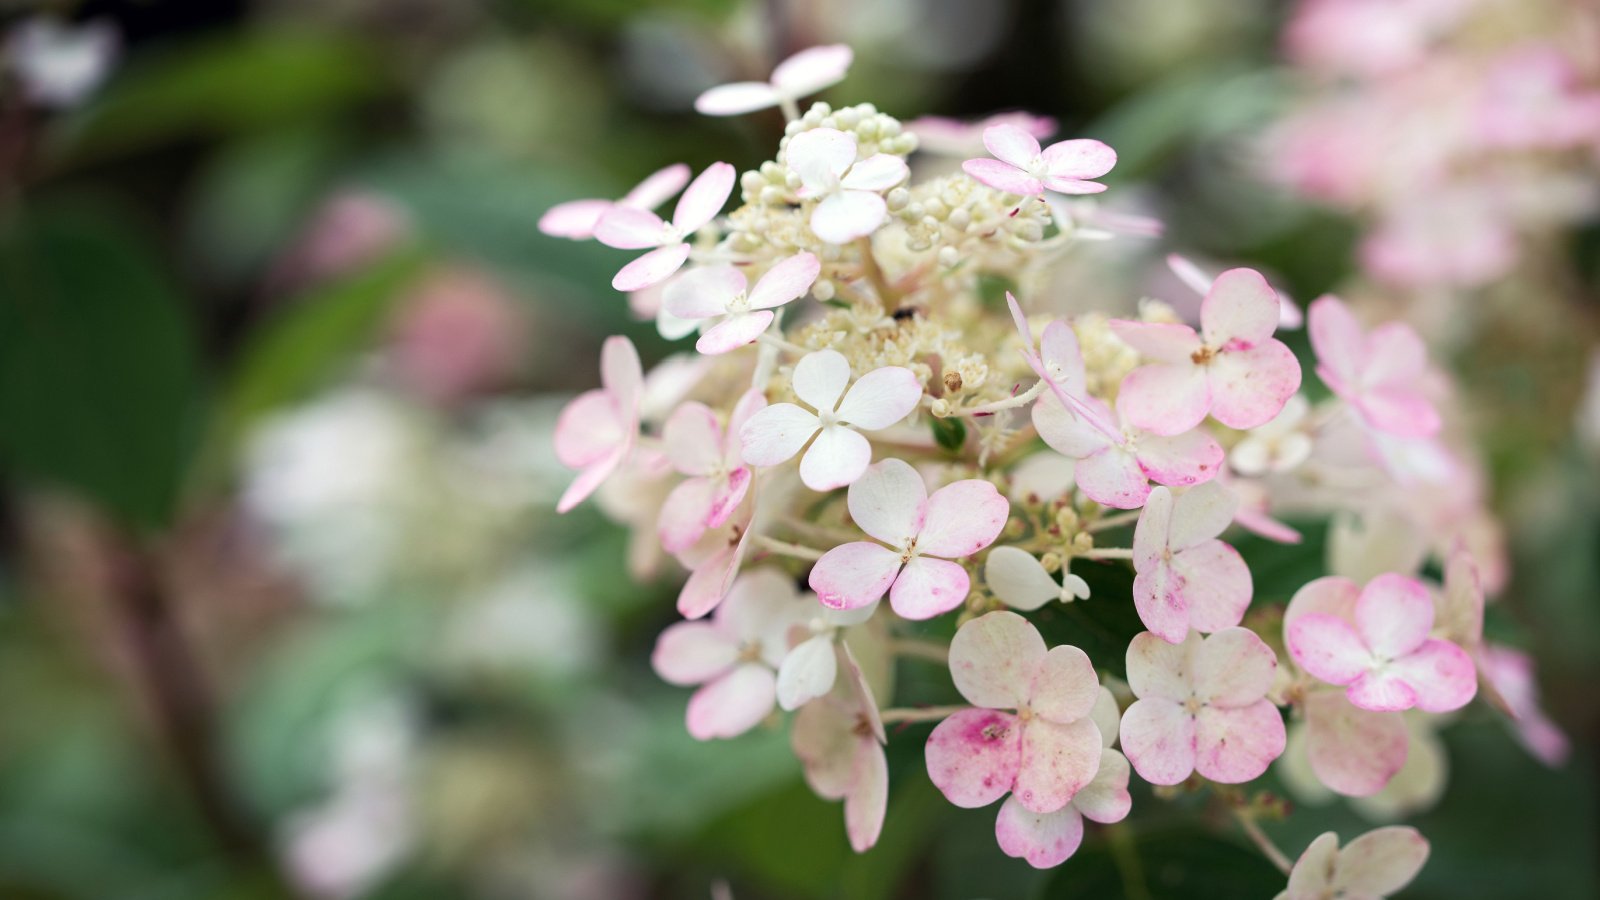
(0, 207, 202, 530)
(930, 416, 966, 453)
(1035, 828, 1283, 899)
(1033, 562, 1143, 680)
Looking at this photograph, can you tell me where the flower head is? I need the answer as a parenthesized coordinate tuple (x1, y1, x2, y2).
(538, 163, 690, 240)
(962, 123, 1116, 197)
(1308, 295, 1440, 438)
(786, 128, 909, 243)
(663, 253, 820, 354)
(695, 45, 853, 117)
(595, 162, 736, 291)
(1132, 483, 1252, 644)
(1277, 827, 1429, 900)
(553, 336, 642, 513)
(791, 643, 888, 852)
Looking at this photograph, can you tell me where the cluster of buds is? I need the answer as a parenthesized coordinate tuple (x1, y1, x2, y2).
(542, 44, 1564, 885)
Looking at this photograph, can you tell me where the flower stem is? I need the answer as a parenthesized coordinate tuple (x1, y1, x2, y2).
(879, 704, 967, 724)
(1234, 810, 1293, 875)
(890, 637, 950, 664)
(756, 332, 809, 355)
(855, 236, 900, 307)
(960, 380, 1047, 416)
(1080, 547, 1133, 560)
(752, 534, 825, 561)
(1084, 510, 1141, 533)
(1107, 823, 1154, 900)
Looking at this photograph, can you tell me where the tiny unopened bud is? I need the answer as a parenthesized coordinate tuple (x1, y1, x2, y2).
(1040, 551, 1063, 574)
(1004, 518, 1026, 538)
(1071, 532, 1093, 554)
(886, 187, 910, 211)
(930, 398, 952, 417)
(812, 278, 836, 302)
(948, 208, 971, 230)
(1055, 507, 1080, 533)
(937, 246, 960, 268)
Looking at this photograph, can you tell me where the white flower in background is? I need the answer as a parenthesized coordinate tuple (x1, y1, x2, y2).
(695, 45, 853, 118)
(4, 17, 117, 108)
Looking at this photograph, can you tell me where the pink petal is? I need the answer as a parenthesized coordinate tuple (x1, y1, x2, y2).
(676, 535, 747, 619)
(1128, 631, 1199, 702)
(962, 158, 1042, 196)
(1193, 700, 1285, 783)
(1388, 640, 1477, 713)
(1169, 540, 1252, 634)
(1288, 614, 1370, 685)
(553, 389, 621, 468)
(1032, 394, 1112, 459)
(1355, 573, 1435, 658)
(1283, 576, 1359, 632)
(917, 479, 1009, 558)
(613, 244, 692, 292)
(770, 44, 853, 96)
(1199, 268, 1280, 347)
(694, 81, 782, 116)
(1015, 717, 1103, 814)
(663, 264, 745, 320)
(1029, 645, 1101, 723)
(538, 198, 611, 239)
(1040, 174, 1108, 195)
(672, 162, 735, 234)
(799, 425, 872, 490)
(983, 123, 1042, 167)
(747, 252, 820, 310)
(1134, 429, 1225, 488)
(1206, 340, 1302, 431)
(834, 365, 922, 428)
(1131, 560, 1190, 645)
(738, 402, 819, 467)
(1364, 322, 1429, 386)
(844, 740, 888, 852)
(1306, 294, 1363, 394)
(1119, 699, 1197, 785)
(1303, 692, 1408, 797)
(662, 401, 722, 475)
(1131, 485, 1174, 574)
(1108, 320, 1200, 363)
(1073, 748, 1132, 824)
(788, 128, 857, 192)
(594, 206, 667, 250)
(846, 458, 927, 546)
(925, 708, 1023, 808)
(1166, 253, 1213, 295)
(652, 621, 737, 685)
(1346, 669, 1418, 712)
(1357, 388, 1442, 439)
(949, 611, 1047, 709)
(686, 664, 776, 740)
(1118, 362, 1210, 435)
(809, 189, 888, 243)
(809, 542, 902, 610)
(556, 450, 625, 513)
(1335, 826, 1430, 896)
(839, 154, 909, 192)
(995, 797, 1084, 869)
(658, 476, 716, 554)
(1076, 446, 1151, 509)
(1039, 320, 1087, 393)
(707, 467, 751, 530)
(1192, 627, 1278, 706)
(619, 162, 692, 210)
(792, 698, 856, 799)
(600, 334, 643, 414)
(1285, 832, 1340, 898)
(696, 311, 775, 354)
(889, 556, 971, 620)
(1041, 138, 1116, 181)
(1166, 480, 1238, 551)
(791, 348, 852, 413)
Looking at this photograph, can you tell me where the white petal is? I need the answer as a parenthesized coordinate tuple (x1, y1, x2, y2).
(984, 546, 1060, 611)
(791, 348, 852, 412)
(777, 635, 840, 711)
(809, 190, 888, 244)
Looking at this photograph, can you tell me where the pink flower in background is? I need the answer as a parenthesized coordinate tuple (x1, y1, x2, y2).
(1032, 393, 1224, 509)
(1287, 574, 1477, 713)
(595, 162, 735, 291)
(787, 128, 908, 244)
(695, 45, 853, 117)
(1277, 827, 1430, 900)
(809, 459, 1007, 619)
(651, 568, 808, 740)
(1131, 483, 1252, 644)
(275, 191, 410, 289)
(1477, 45, 1600, 151)
(553, 336, 642, 513)
(538, 163, 691, 241)
(925, 612, 1104, 814)
(387, 267, 527, 405)
(1294, 691, 1409, 797)
(791, 643, 888, 852)
(962, 124, 1116, 197)
(1111, 267, 1302, 436)
(906, 112, 1056, 158)
(1480, 644, 1570, 768)
(663, 253, 820, 354)
(1119, 629, 1285, 785)
(739, 349, 922, 491)
(1359, 187, 1517, 290)
(657, 390, 766, 554)
(1308, 295, 1441, 438)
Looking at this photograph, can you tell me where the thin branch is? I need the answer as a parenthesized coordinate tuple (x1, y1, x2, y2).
(1235, 811, 1294, 876)
(751, 534, 824, 561)
(1084, 510, 1141, 533)
(879, 704, 968, 724)
(1080, 547, 1133, 560)
(889, 637, 950, 664)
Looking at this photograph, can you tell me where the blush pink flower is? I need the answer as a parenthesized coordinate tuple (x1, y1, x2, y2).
(994, 702, 1131, 870)
(809, 459, 1008, 619)
(791, 643, 888, 852)
(962, 123, 1116, 197)
(663, 253, 820, 355)
(538, 163, 690, 241)
(651, 568, 808, 740)
(553, 336, 642, 513)
(1110, 268, 1302, 436)
(1294, 690, 1410, 798)
(1131, 483, 1253, 644)
(739, 349, 922, 491)
(595, 162, 735, 292)
(925, 612, 1104, 815)
(1480, 643, 1570, 768)
(1307, 295, 1441, 438)
(1119, 628, 1286, 785)
(786, 128, 909, 244)
(1167, 254, 1302, 330)
(1287, 574, 1477, 714)
(906, 112, 1057, 158)
(1032, 393, 1224, 509)
(657, 390, 766, 554)
(694, 45, 852, 117)
(1276, 827, 1430, 900)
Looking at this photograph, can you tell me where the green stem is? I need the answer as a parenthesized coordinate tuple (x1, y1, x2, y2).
(1107, 823, 1154, 900)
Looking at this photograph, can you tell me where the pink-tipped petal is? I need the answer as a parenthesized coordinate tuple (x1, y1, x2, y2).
(1119, 699, 1197, 785)
(1303, 692, 1408, 797)
(1306, 295, 1364, 393)
(620, 162, 692, 210)
(1169, 540, 1252, 634)
(1192, 627, 1278, 706)
(1284, 576, 1360, 632)
(707, 467, 751, 530)
(890, 556, 971, 620)
(809, 542, 902, 611)
(1127, 631, 1198, 702)
(948, 610, 1047, 708)
(662, 401, 722, 475)
(1166, 480, 1238, 550)
(1355, 573, 1435, 659)
(1289, 614, 1371, 685)
(962, 158, 1043, 196)
(799, 425, 873, 491)
(672, 162, 736, 234)
(1346, 669, 1419, 712)
(1073, 748, 1132, 824)
(1029, 645, 1102, 724)
(556, 450, 624, 514)
(1032, 394, 1113, 459)
(845, 740, 888, 852)
(791, 348, 852, 413)
(658, 477, 716, 554)
(694, 81, 782, 116)
(983, 123, 1043, 167)
(1118, 362, 1211, 435)
(1194, 700, 1285, 783)
(685, 664, 776, 740)
(810, 190, 888, 244)
(1199, 268, 1280, 347)
(916, 479, 1010, 558)
(1207, 340, 1302, 430)
(1014, 717, 1103, 814)
(1336, 826, 1430, 896)
(553, 389, 621, 468)
(594, 206, 667, 250)
(925, 708, 1023, 808)
(739, 402, 819, 467)
(1134, 429, 1225, 488)
(538, 198, 611, 239)
(696, 311, 775, 354)
(834, 366, 922, 428)
(995, 797, 1084, 869)
(847, 458, 927, 545)
(599, 334, 643, 414)
(747, 252, 821, 310)
(663, 264, 745, 320)
(1038, 321, 1087, 392)
(839, 153, 909, 192)
(770, 44, 853, 96)
(1076, 446, 1151, 509)
(613, 244, 692, 292)
(1388, 640, 1477, 713)
(1041, 138, 1116, 180)
(652, 621, 736, 685)
(1108, 319, 1201, 363)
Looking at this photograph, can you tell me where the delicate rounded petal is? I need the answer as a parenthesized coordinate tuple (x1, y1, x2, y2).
(809, 190, 888, 243)
(556, 449, 625, 514)
(1132, 563, 1189, 645)
(1126, 631, 1197, 702)
(1304, 692, 1408, 797)
(845, 740, 888, 852)
(890, 556, 970, 620)
(834, 366, 922, 429)
(1307, 294, 1364, 392)
(1039, 321, 1087, 393)
(1169, 540, 1252, 634)
(554, 389, 621, 468)
(1134, 429, 1225, 489)
(1075, 446, 1151, 509)
(677, 535, 747, 619)
(792, 348, 853, 412)
(1041, 138, 1116, 181)
(1090, 688, 1122, 750)
(652, 621, 736, 686)
(788, 128, 857, 192)
(925, 708, 1023, 808)
(839, 154, 909, 192)
(658, 476, 716, 553)
(1288, 614, 1370, 685)
(1132, 486, 1174, 572)
(739, 403, 819, 467)
(1284, 576, 1360, 632)
(619, 162, 692, 210)
(663, 265, 745, 320)
(1166, 480, 1239, 551)
(696, 311, 775, 354)
(916, 479, 1009, 558)
(777, 634, 840, 711)
(1192, 627, 1278, 706)
(600, 334, 644, 414)
(662, 402, 722, 475)
(810, 542, 902, 611)
(1015, 717, 1103, 814)
(800, 425, 873, 490)
(1207, 340, 1302, 431)
(747, 252, 821, 310)
(948, 611, 1047, 709)
(847, 458, 927, 546)
(594, 206, 667, 250)
(1345, 670, 1418, 713)
(1029, 645, 1101, 724)
(792, 699, 856, 799)
(686, 664, 776, 740)
(1387, 640, 1477, 713)
(771, 44, 853, 96)
(1118, 362, 1211, 435)
(995, 797, 1084, 869)
(694, 81, 782, 115)
(984, 123, 1043, 167)
(962, 158, 1042, 196)
(1108, 319, 1201, 363)
(1073, 748, 1132, 824)
(1200, 268, 1280, 347)
(538, 198, 611, 239)
(672, 162, 736, 234)
(707, 467, 751, 530)
(1335, 826, 1430, 896)
(1355, 573, 1434, 659)
(1364, 322, 1429, 385)
(613, 244, 692, 292)
(1194, 700, 1285, 783)
(1284, 832, 1341, 899)
(1119, 699, 1197, 785)
(1032, 394, 1112, 459)
(985, 546, 1060, 611)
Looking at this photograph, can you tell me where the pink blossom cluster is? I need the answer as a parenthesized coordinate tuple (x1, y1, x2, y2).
(540, 44, 1564, 881)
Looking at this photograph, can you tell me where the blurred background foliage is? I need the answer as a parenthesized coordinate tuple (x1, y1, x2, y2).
(0, 0, 1594, 898)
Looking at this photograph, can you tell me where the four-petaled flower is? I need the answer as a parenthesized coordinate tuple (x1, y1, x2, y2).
(1276, 827, 1429, 900)
(695, 45, 853, 117)
(1033, 392, 1224, 509)
(786, 128, 909, 244)
(538, 163, 690, 241)
(595, 162, 736, 292)
(790, 643, 888, 852)
(739, 349, 922, 491)
(1308, 294, 1441, 438)
(1287, 574, 1477, 713)
(925, 612, 1105, 817)
(663, 253, 821, 355)
(962, 123, 1116, 197)
(1111, 267, 1303, 436)
(809, 459, 1008, 619)
(1119, 628, 1287, 785)
(1132, 483, 1253, 644)
(657, 390, 766, 554)
(553, 336, 642, 513)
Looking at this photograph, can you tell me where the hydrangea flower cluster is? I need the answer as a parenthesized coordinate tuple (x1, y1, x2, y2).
(541, 44, 1566, 883)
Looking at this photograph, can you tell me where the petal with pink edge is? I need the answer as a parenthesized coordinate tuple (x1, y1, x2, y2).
(847, 458, 927, 546)
(696, 311, 774, 355)
(1029, 645, 1101, 724)
(538, 198, 611, 239)
(652, 621, 736, 686)
(1357, 387, 1441, 439)
(962, 158, 1042, 196)
(1288, 614, 1369, 685)
(983, 123, 1042, 168)
(677, 538, 745, 619)
(845, 740, 888, 852)
(799, 425, 872, 490)
(747, 252, 821, 310)
(1194, 700, 1285, 783)
(1346, 669, 1418, 712)
(1107, 319, 1200, 363)
(1355, 573, 1434, 659)
(948, 611, 1047, 709)
(664, 264, 744, 320)
(1134, 429, 1224, 488)
(1166, 479, 1238, 551)
(1119, 699, 1197, 785)
(1335, 826, 1430, 896)
(738, 403, 819, 467)
(809, 542, 901, 611)
(1200, 268, 1280, 347)
(1304, 692, 1408, 797)
(662, 401, 722, 475)
(1306, 294, 1364, 394)
(685, 664, 776, 740)
(1039, 320, 1087, 392)
(810, 190, 888, 244)
(599, 335, 643, 413)
(594, 206, 666, 250)
(1132, 486, 1173, 571)
(613, 244, 692, 292)
(840, 154, 909, 192)
(1208, 340, 1302, 431)
(917, 479, 1009, 558)
(996, 797, 1084, 869)
(1192, 627, 1278, 706)
(694, 81, 782, 116)
(1132, 562, 1190, 645)
(1073, 748, 1132, 824)
(554, 389, 621, 468)
(890, 556, 971, 620)
(1014, 717, 1102, 814)
(1126, 631, 1197, 702)
(1032, 394, 1112, 459)
(1041, 138, 1116, 180)
(1169, 540, 1252, 634)
(834, 366, 922, 428)
(672, 162, 735, 234)
(1119, 362, 1211, 436)
(771, 44, 853, 96)
(556, 450, 625, 514)
(1387, 640, 1477, 713)
(620, 162, 691, 210)
(1284, 576, 1360, 631)
(657, 476, 716, 554)
(1076, 446, 1151, 509)
(925, 708, 1023, 808)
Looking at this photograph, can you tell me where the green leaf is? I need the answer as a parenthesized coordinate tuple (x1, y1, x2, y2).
(1033, 562, 1143, 680)
(0, 206, 203, 530)
(930, 416, 967, 453)
(977, 272, 1019, 310)
(1035, 828, 1284, 899)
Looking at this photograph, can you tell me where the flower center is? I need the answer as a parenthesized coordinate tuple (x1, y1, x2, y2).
(1190, 345, 1216, 365)
(899, 535, 920, 564)
(726, 291, 750, 314)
